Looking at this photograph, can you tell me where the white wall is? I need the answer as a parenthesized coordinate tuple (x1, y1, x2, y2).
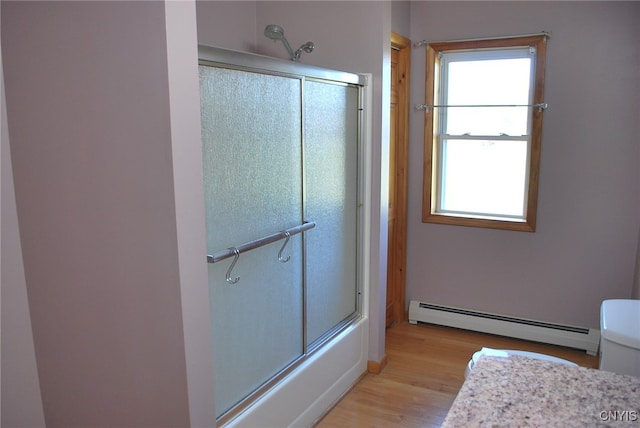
(407, 1, 640, 328)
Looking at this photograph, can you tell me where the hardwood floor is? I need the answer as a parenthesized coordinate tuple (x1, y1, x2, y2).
(315, 322, 599, 427)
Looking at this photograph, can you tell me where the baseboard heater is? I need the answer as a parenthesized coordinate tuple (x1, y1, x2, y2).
(408, 301, 600, 355)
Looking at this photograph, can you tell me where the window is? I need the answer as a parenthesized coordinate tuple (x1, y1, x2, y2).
(422, 35, 547, 232)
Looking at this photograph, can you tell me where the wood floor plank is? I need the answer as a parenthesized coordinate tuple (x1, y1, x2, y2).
(315, 322, 599, 427)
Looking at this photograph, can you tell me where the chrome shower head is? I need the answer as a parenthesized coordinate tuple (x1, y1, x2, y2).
(264, 24, 286, 41)
(263, 24, 314, 62)
(298, 42, 315, 55)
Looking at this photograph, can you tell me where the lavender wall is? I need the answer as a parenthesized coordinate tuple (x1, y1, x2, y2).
(196, 1, 257, 51)
(165, 1, 216, 425)
(407, 1, 640, 328)
(391, 1, 410, 36)
(2, 2, 191, 425)
(1, 24, 46, 425)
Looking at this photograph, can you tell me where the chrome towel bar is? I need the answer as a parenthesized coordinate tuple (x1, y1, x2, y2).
(207, 221, 316, 264)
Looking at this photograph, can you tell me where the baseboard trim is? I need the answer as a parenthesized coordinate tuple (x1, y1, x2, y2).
(408, 300, 600, 354)
(367, 355, 388, 374)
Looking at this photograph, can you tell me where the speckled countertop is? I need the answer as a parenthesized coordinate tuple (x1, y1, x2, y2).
(442, 355, 640, 427)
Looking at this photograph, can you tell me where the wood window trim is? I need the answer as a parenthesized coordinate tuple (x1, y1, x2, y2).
(422, 35, 547, 232)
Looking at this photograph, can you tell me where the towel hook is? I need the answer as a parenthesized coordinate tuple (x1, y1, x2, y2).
(278, 231, 291, 263)
(226, 247, 240, 284)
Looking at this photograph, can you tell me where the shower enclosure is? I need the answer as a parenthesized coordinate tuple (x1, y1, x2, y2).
(198, 46, 367, 423)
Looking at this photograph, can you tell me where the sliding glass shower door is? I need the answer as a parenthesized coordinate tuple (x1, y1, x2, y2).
(304, 80, 360, 346)
(200, 65, 305, 418)
(199, 46, 364, 422)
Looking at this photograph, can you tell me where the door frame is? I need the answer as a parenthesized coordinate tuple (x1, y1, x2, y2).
(387, 32, 411, 326)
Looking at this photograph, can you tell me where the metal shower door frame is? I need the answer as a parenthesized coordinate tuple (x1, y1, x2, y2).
(198, 45, 367, 425)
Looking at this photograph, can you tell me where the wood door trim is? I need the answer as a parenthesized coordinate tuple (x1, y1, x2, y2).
(388, 33, 410, 325)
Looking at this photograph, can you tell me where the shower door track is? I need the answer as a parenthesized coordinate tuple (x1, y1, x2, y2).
(198, 45, 367, 87)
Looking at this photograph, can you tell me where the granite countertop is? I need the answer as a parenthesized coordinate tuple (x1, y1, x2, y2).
(442, 354, 640, 427)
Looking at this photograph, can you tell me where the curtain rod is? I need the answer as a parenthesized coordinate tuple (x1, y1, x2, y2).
(414, 31, 551, 48)
(415, 103, 548, 112)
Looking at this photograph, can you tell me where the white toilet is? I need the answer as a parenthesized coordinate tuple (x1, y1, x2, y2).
(599, 299, 640, 377)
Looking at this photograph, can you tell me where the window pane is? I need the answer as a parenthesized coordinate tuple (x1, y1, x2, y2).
(445, 58, 531, 136)
(440, 139, 528, 217)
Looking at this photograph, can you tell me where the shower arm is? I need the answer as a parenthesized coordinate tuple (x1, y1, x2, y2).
(264, 24, 314, 62)
(279, 37, 296, 61)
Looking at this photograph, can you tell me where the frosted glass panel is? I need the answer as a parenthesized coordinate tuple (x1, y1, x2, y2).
(304, 80, 359, 345)
(199, 66, 303, 418)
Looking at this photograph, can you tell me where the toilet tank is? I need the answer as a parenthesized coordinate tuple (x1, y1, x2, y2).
(599, 299, 640, 377)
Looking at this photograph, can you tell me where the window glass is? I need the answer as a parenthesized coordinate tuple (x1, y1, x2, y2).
(444, 54, 532, 136)
(440, 139, 528, 217)
(422, 35, 547, 231)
